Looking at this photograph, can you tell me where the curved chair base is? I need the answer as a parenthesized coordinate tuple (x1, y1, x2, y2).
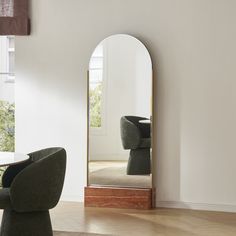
(0, 209, 53, 236)
(127, 148, 151, 175)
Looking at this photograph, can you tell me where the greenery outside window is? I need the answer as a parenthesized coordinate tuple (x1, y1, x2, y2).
(89, 44, 104, 131)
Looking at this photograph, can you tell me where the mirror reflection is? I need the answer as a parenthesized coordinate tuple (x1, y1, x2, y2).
(88, 34, 152, 188)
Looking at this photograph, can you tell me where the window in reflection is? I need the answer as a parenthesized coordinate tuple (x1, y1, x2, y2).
(89, 44, 104, 128)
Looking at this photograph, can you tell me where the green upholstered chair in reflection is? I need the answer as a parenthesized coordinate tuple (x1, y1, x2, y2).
(120, 116, 151, 175)
(0, 147, 66, 236)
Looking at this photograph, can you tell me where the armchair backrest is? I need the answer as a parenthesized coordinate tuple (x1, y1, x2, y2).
(120, 116, 150, 149)
(125, 116, 150, 138)
(9, 147, 66, 213)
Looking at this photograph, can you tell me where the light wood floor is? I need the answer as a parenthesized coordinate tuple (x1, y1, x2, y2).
(50, 202, 236, 236)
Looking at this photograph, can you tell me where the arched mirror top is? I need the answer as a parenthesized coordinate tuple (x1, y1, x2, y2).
(90, 34, 152, 70)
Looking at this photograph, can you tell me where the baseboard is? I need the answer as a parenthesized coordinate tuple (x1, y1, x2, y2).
(60, 196, 236, 213)
(156, 200, 236, 213)
(60, 194, 83, 202)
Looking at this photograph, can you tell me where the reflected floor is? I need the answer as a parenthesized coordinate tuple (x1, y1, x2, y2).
(89, 161, 152, 188)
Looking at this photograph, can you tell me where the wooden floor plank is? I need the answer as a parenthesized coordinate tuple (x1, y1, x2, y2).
(50, 202, 236, 236)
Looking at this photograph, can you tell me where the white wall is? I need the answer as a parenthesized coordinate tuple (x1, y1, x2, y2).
(90, 35, 152, 161)
(135, 43, 152, 118)
(16, 0, 236, 211)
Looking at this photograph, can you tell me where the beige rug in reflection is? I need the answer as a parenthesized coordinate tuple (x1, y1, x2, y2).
(89, 162, 151, 188)
(54, 231, 112, 236)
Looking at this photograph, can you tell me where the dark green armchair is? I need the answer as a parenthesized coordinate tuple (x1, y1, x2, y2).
(0, 147, 67, 236)
(120, 116, 151, 175)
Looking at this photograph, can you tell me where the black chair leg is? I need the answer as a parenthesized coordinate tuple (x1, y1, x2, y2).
(127, 148, 151, 175)
(0, 209, 53, 236)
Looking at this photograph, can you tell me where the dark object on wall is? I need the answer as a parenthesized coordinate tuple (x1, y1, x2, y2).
(0, 0, 30, 35)
(0, 147, 66, 236)
(120, 116, 151, 175)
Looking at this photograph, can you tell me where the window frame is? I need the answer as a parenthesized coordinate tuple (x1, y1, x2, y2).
(89, 43, 108, 136)
(0, 36, 15, 83)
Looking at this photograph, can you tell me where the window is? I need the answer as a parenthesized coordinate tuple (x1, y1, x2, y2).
(0, 36, 15, 152)
(89, 44, 104, 129)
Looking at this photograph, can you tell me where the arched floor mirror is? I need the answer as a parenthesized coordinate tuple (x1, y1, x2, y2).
(85, 34, 155, 209)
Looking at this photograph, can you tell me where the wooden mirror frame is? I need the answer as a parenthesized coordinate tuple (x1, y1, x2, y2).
(84, 35, 155, 210)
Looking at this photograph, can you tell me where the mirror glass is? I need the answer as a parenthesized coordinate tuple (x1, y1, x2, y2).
(88, 34, 152, 188)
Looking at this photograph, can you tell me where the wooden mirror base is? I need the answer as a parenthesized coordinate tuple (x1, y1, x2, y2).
(84, 186, 155, 210)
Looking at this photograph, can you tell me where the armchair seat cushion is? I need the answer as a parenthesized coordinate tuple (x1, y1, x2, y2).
(0, 188, 11, 209)
(139, 138, 151, 148)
